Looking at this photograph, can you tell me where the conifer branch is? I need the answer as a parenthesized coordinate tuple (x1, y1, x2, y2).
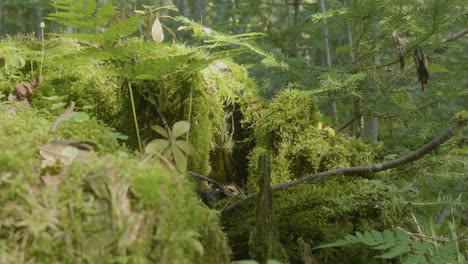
(222, 117, 468, 213)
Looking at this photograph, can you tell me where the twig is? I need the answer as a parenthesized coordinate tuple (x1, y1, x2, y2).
(188, 171, 225, 190)
(222, 117, 468, 213)
(50, 102, 75, 132)
(337, 116, 357, 133)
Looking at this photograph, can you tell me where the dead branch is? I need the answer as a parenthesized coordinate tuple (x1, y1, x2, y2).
(50, 102, 75, 132)
(222, 117, 467, 213)
(188, 171, 225, 190)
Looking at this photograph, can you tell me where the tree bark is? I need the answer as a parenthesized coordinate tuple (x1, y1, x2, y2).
(192, 0, 204, 22)
(222, 117, 467, 213)
(249, 150, 287, 263)
(318, 0, 338, 126)
(0, 1, 3, 36)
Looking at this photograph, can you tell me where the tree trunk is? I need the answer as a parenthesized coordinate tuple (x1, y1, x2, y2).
(192, 0, 204, 22)
(362, 116, 378, 142)
(249, 150, 288, 263)
(0, 1, 3, 36)
(318, 0, 338, 126)
(34, 1, 43, 38)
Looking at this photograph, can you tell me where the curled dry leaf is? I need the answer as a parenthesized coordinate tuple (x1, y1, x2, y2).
(7, 77, 39, 108)
(40, 141, 90, 169)
(392, 30, 406, 71)
(209, 60, 232, 75)
(223, 184, 245, 197)
(413, 47, 429, 91)
(151, 17, 164, 43)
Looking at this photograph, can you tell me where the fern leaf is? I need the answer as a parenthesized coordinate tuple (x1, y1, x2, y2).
(362, 230, 382, 246)
(404, 252, 426, 264)
(101, 14, 141, 47)
(429, 242, 457, 264)
(378, 244, 411, 259)
(372, 230, 396, 250)
(94, 0, 115, 27)
(47, 0, 115, 31)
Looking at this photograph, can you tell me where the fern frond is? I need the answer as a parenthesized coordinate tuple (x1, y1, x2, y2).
(47, 0, 115, 31)
(175, 16, 288, 69)
(316, 228, 461, 263)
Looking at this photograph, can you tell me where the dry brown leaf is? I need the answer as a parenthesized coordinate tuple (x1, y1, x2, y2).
(414, 47, 429, 91)
(41, 174, 64, 189)
(392, 30, 406, 71)
(209, 60, 232, 75)
(7, 78, 39, 107)
(151, 17, 164, 43)
(40, 141, 90, 169)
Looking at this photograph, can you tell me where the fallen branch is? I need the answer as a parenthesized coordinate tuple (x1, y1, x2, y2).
(188, 171, 225, 190)
(222, 117, 467, 213)
(50, 102, 75, 132)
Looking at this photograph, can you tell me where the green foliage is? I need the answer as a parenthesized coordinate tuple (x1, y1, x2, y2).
(47, 0, 115, 31)
(145, 120, 195, 172)
(0, 107, 231, 263)
(223, 176, 408, 263)
(317, 229, 462, 264)
(247, 89, 375, 190)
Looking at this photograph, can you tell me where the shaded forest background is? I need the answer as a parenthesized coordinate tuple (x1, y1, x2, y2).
(0, 0, 467, 263)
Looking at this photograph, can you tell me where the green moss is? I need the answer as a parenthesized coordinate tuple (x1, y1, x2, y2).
(247, 89, 375, 191)
(0, 107, 231, 263)
(222, 177, 408, 263)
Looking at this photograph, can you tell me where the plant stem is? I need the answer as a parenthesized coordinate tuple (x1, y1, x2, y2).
(128, 81, 142, 151)
(40, 24, 44, 80)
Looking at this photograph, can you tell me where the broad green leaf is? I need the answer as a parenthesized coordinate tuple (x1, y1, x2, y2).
(112, 132, 128, 140)
(6, 55, 26, 69)
(70, 112, 90, 123)
(145, 139, 170, 154)
(172, 145, 187, 172)
(172, 121, 190, 138)
(43, 95, 67, 101)
(61, 146, 80, 159)
(151, 125, 169, 138)
(428, 63, 449, 73)
(51, 102, 67, 110)
(175, 140, 195, 155)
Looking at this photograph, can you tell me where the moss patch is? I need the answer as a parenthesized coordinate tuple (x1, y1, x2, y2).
(0, 107, 231, 263)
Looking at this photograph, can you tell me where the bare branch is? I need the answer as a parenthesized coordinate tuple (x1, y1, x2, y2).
(188, 171, 225, 190)
(50, 102, 75, 132)
(222, 117, 467, 213)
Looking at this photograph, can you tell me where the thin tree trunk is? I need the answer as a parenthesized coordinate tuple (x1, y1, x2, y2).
(34, 1, 43, 38)
(192, 0, 204, 22)
(353, 98, 362, 138)
(249, 151, 287, 262)
(0, 1, 3, 37)
(362, 56, 380, 142)
(363, 115, 378, 142)
(179, 0, 190, 17)
(318, 0, 338, 126)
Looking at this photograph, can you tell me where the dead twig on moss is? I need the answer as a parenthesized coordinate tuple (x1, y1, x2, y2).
(50, 102, 75, 132)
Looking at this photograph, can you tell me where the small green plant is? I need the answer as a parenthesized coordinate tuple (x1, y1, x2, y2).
(144, 120, 195, 172)
(316, 228, 465, 264)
